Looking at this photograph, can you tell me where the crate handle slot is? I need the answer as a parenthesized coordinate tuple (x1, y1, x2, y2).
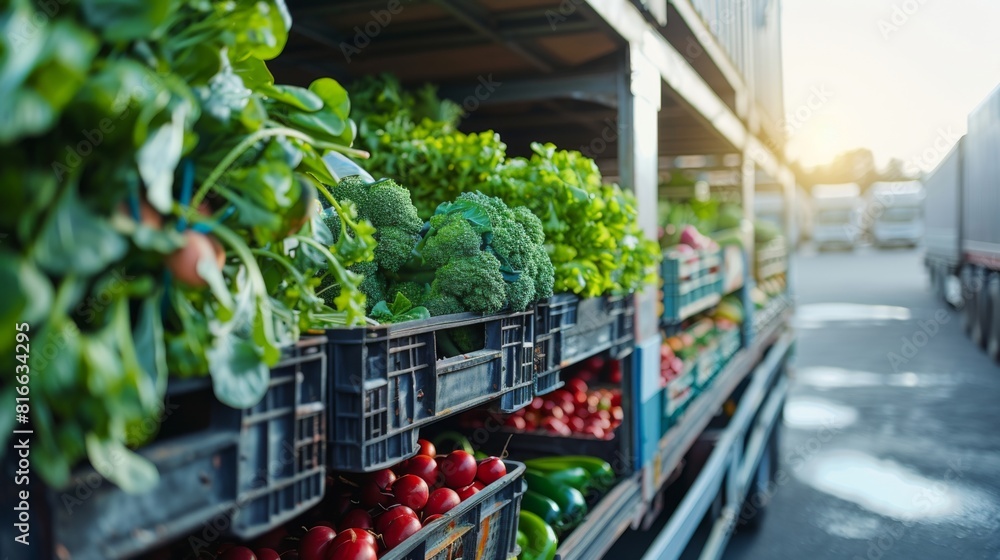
(436, 349, 502, 374)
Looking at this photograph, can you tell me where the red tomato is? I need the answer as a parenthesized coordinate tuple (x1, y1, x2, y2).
(381, 515, 421, 550)
(167, 230, 224, 288)
(337, 509, 373, 532)
(423, 513, 444, 525)
(504, 415, 527, 430)
(331, 528, 377, 551)
(439, 451, 477, 488)
(424, 488, 460, 516)
(401, 455, 439, 487)
(299, 526, 337, 560)
(254, 549, 280, 560)
(476, 457, 506, 486)
(375, 506, 417, 534)
(566, 378, 589, 397)
(455, 484, 480, 501)
(569, 416, 585, 432)
(325, 537, 377, 560)
(360, 469, 396, 508)
(417, 439, 436, 458)
(390, 474, 429, 511)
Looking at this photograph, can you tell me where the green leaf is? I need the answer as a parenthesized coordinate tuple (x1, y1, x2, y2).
(132, 296, 168, 405)
(81, 0, 175, 41)
(260, 84, 323, 112)
(309, 78, 351, 118)
(137, 103, 190, 214)
(233, 56, 274, 90)
(35, 188, 128, 276)
(0, 252, 52, 329)
(85, 434, 159, 494)
(208, 331, 269, 409)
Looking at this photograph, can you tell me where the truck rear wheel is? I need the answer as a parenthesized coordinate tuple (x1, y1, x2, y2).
(988, 275, 1000, 362)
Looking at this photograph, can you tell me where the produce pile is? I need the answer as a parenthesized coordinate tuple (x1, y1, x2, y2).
(154, 438, 513, 559)
(661, 298, 743, 387)
(1, 0, 374, 490)
(350, 75, 660, 298)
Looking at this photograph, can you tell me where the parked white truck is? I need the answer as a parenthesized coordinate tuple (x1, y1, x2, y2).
(866, 181, 925, 248)
(810, 183, 862, 250)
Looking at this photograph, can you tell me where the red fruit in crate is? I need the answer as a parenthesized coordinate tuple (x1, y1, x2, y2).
(574, 406, 592, 420)
(326, 540, 377, 560)
(254, 549, 280, 560)
(671, 357, 684, 373)
(504, 415, 527, 430)
(424, 488, 461, 516)
(391, 475, 429, 511)
(529, 396, 545, 411)
(338, 509, 373, 531)
(218, 547, 256, 560)
(569, 416, 585, 432)
(299, 526, 337, 560)
(361, 470, 396, 508)
(331, 529, 378, 552)
(381, 515, 421, 550)
(541, 417, 571, 436)
(402, 455, 439, 487)
(541, 401, 565, 420)
(375, 506, 416, 534)
(610, 406, 624, 422)
(423, 514, 444, 525)
(566, 378, 589, 396)
(608, 361, 622, 383)
(439, 450, 477, 488)
(582, 424, 606, 439)
(611, 392, 622, 407)
(583, 356, 605, 372)
(417, 439, 436, 458)
(456, 484, 480, 501)
(476, 457, 506, 485)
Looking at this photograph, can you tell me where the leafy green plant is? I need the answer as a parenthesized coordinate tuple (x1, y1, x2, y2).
(0, 0, 374, 491)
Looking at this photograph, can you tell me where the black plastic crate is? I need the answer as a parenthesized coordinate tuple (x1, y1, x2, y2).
(326, 311, 535, 472)
(533, 294, 580, 396)
(231, 337, 328, 538)
(382, 460, 526, 560)
(561, 294, 635, 367)
(6, 339, 329, 559)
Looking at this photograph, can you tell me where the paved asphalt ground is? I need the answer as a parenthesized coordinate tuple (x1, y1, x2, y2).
(725, 247, 1000, 560)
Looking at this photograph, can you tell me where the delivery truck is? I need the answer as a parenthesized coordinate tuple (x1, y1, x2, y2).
(924, 84, 1000, 362)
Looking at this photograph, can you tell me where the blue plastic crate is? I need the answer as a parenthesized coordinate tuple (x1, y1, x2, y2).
(533, 294, 581, 395)
(325, 311, 535, 472)
(662, 249, 724, 322)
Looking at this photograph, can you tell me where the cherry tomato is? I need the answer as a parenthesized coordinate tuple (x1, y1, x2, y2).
(337, 509, 373, 531)
(401, 455, 439, 487)
(417, 439, 436, 457)
(476, 457, 506, 485)
(299, 526, 337, 560)
(439, 451, 477, 488)
(390, 474, 429, 511)
(424, 488, 460, 516)
(381, 514, 421, 550)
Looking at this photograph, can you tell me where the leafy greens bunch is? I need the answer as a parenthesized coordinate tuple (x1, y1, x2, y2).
(350, 75, 660, 298)
(0, 0, 374, 491)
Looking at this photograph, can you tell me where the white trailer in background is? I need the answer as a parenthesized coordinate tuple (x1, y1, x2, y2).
(810, 183, 862, 250)
(924, 83, 1000, 363)
(866, 181, 925, 248)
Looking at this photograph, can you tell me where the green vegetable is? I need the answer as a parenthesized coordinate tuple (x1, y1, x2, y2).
(369, 293, 430, 325)
(516, 530, 529, 554)
(394, 192, 554, 315)
(525, 456, 615, 492)
(433, 431, 474, 454)
(1, 0, 373, 491)
(526, 466, 591, 492)
(524, 471, 587, 529)
(518, 511, 559, 560)
(521, 491, 563, 530)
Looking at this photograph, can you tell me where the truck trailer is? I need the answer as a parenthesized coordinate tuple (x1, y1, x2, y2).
(924, 84, 1000, 362)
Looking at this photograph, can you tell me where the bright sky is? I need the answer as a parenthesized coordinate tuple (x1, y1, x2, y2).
(782, 0, 1000, 173)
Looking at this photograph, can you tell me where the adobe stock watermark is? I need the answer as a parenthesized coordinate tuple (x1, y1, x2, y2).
(851, 457, 966, 560)
(7, 0, 72, 51)
(545, 0, 586, 30)
(878, 0, 932, 40)
(902, 127, 961, 176)
(737, 419, 843, 527)
(51, 73, 167, 181)
(339, 0, 414, 63)
(459, 75, 502, 113)
(886, 309, 951, 372)
(579, 117, 623, 160)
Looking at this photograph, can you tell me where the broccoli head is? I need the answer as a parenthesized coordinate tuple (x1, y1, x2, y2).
(426, 252, 507, 315)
